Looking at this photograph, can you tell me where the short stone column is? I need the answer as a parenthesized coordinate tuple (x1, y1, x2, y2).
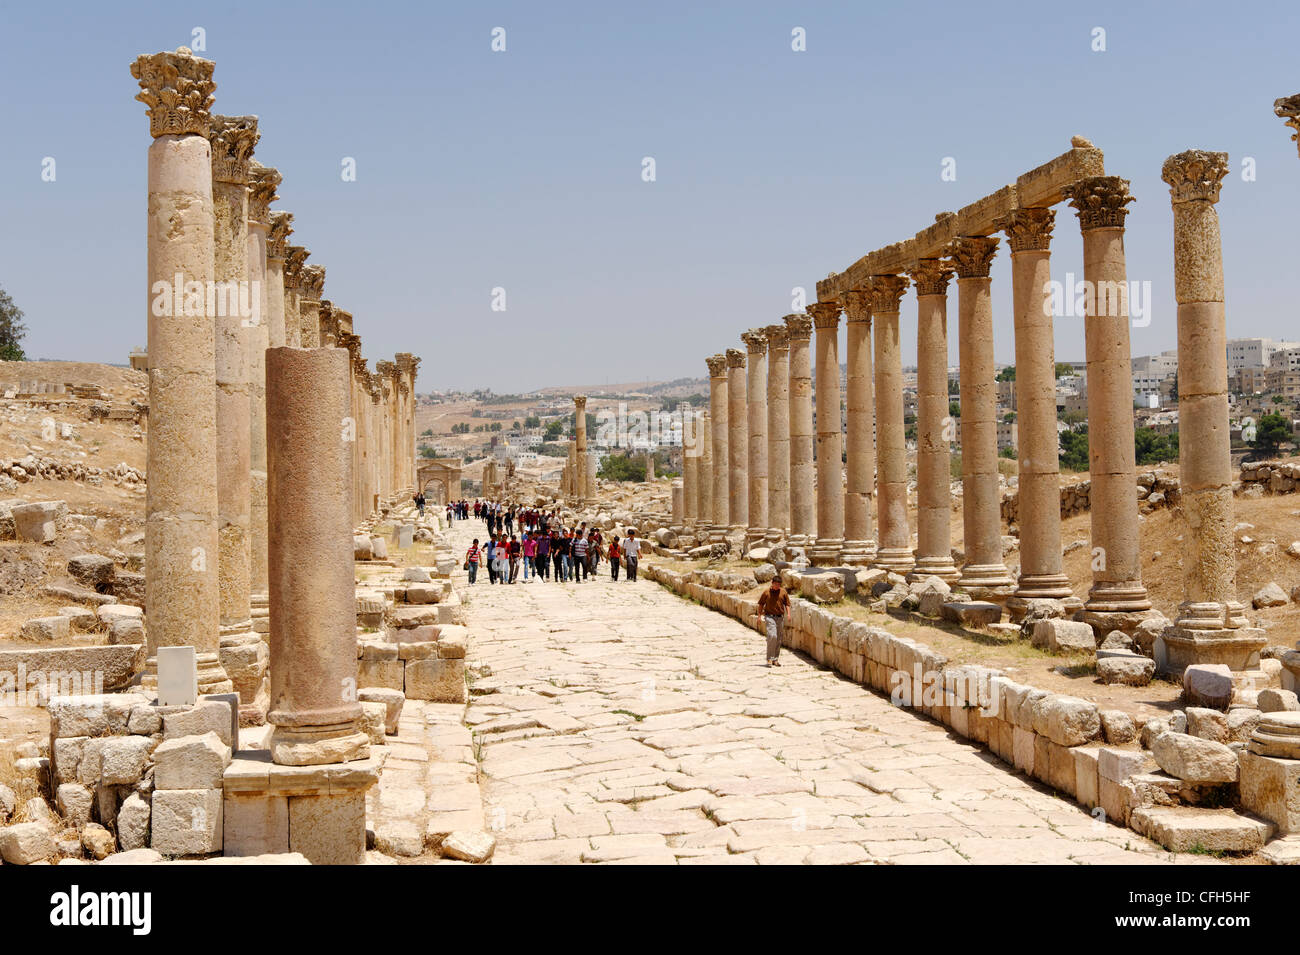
(807, 302, 844, 565)
(698, 411, 713, 526)
(950, 236, 1014, 597)
(763, 323, 791, 541)
(265, 346, 369, 765)
(1063, 177, 1151, 618)
(741, 330, 769, 548)
(706, 354, 729, 541)
(784, 314, 815, 549)
(682, 409, 700, 527)
(247, 163, 279, 602)
(282, 246, 307, 348)
(266, 212, 292, 348)
(574, 395, 589, 502)
(1161, 150, 1263, 671)
(840, 291, 876, 566)
(299, 265, 325, 348)
(908, 259, 960, 581)
(671, 479, 684, 525)
(870, 276, 913, 573)
(998, 208, 1073, 612)
(130, 47, 230, 693)
(726, 348, 748, 536)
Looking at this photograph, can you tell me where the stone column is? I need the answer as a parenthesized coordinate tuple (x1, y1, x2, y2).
(586, 452, 598, 500)
(574, 395, 588, 502)
(375, 361, 396, 502)
(706, 354, 729, 541)
(682, 408, 700, 528)
(950, 236, 1014, 597)
(265, 346, 368, 765)
(698, 411, 713, 527)
(368, 377, 382, 514)
(997, 208, 1073, 612)
(1161, 150, 1262, 671)
(247, 163, 279, 601)
(785, 314, 815, 549)
(871, 277, 913, 573)
(299, 265, 325, 349)
(283, 246, 307, 348)
(130, 48, 230, 692)
(565, 440, 577, 500)
(341, 336, 366, 524)
(726, 348, 748, 536)
(210, 114, 259, 647)
(1063, 177, 1151, 617)
(741, 329, 768, 548)
(907, 260, 960, 582)
(808, 302, 844, 565)
(840, 291, 876, 566)
(763, 323, 791, 542)
(266, 212, 292, 349)
(671, 479, 684, 524)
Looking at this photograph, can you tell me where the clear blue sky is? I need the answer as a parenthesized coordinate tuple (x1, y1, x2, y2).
(2, 0, 1298, 392)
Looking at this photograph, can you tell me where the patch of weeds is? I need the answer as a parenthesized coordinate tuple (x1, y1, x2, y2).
(612, 709, 645, 721)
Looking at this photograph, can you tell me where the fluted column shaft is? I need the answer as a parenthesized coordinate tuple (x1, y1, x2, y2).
(808, 303, 843, 564)
(764, 324, 791, 541)
(742, 331, 768, 546)
(785, 315, 815, 547)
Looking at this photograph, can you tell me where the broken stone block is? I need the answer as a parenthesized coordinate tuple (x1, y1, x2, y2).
(162, 699, 235, 748)
(1031, 695, 1100, 746)
(357, 687, 404, 735)
(0, 821, 56, 864)
(153, 733, 231, 790)
(1097, 652, 1156, 686)
(116, 792, 151, 850)
(1239, 750, 1300, 834)
(1253, 582, 1290, 609)
(1185, 706, 1229, 743)
(1099, 629, 1134, 650)
(1259, 688, 1300, 713)
(67, 554, 115, 590)
(1151, 731, 1239, 784)
(1129, 806, 1270, 853)
(1099, 709, 1137, 744)
(1183, 664, 1233, 710)
(358, 702, 387, 744)
(98, 735, 156, 786)
(942, 601, 1002, 628)
(440, 829, 496, 863)
(20, 615, 70, 642)
(12, 502, 58, 542)
(49, 693, 146, 738)
(370, 535, 388, 560)
(1031, 618, 1095, 653)
(353, 534, 373, 560)
(404, 657, 466, 703)
(80, 822, 115, 860)
(150, 788, 223, 856)
(55, 783, 93, 828)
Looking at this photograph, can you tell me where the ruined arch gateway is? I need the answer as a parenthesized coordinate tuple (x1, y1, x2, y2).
(418, 459, 463, 505)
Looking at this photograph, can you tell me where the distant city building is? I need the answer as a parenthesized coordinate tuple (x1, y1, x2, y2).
(1227, 337, 1300, 372)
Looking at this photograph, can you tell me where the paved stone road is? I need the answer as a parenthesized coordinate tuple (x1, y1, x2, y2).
(449, 521, 1201, 865)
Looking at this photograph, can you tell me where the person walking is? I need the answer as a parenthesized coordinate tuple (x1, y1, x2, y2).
(536, 529, 551, 580)
(493, 535, 510, 584)
(756, 577, 790, 667)
(508, 533, 521, 583)
(413, 491, 425, 516)
(623, 529, 640, 582)
(608, 535, 621, 581)
(484, 536, 498, 584)
(552, 530, 566, 583)
(588, 527, 602, 577)
(572, 531, 589, 582)
(465, 538, 481, 585)
(522, 531, 536, 581)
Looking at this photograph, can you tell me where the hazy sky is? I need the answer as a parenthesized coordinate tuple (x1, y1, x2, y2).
(2, 0, 1298, 393)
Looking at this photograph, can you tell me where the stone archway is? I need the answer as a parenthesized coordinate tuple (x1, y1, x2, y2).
(417, 458, 463, 507)
(422, 478, 449, 506)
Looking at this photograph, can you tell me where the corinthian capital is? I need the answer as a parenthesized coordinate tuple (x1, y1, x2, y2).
(706, 354, 728, 378)
(573, 394, 588, 413)
(268, 212, 294, 260)
(1275, 95, 1300, 157)
(867, 274, 909, 314)
(740, 329, 768, 355)
(248, 162, 281, 224)
(1063, 176, 1135, 231)
(947, 236, 1000, 279)
(300, 264, 326, 302)
(842, 289, 871, 324)
(763, 323, 790, 349)
(129, 48, 216, 138)
(209, 114, 260, 184)
(907, 259, 955, 296)
(283, 246, 308, 289)
(1161, 149, 1229, 204)
(783, 313, 813, 341)
(995, 207, 1056, 253)
(806, 302, 841, 329)
(725, 347, 746, 369)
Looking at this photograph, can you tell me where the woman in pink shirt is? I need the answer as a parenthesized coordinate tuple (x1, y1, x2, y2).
(522, 532, 538, 581)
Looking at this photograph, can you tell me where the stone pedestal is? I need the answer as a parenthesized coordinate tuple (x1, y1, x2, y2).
(1063, 177, 1150, 614)
(909, 260, 960, 582)
(841, 291, 876, 566)
(869, 277, 912, 573)
(741, 330, 768, 548)
(808, 303, 843, 564)
(266, 347, 368, 766)
(785, 314, 815, 550)
(763, 323, 791, 542)
(951, 237, 1014, 597)
(726, 348, 748, 536)
(131, 48, 231, 694)
(706, 355, 729, 542)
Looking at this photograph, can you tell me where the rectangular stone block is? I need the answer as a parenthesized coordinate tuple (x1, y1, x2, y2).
(1098, 777, 1130, 828)
(404, 658, 466, 703)
(1012, 726, 1036, 775)
(288, 791, 366, 865)
(1239, 750, 1300, 835)
(1073, 746, 1101, 809)
(157, 646, 197, 706)
(359, 658, 404, 691)
(223, 791, 289, 856)
(151, 788, 223, 856)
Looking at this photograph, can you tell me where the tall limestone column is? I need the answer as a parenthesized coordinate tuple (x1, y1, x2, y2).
(130, 47, 230, 692)
(706, 354, 729, 541)
(1063, 177, 1151, 618)
(265, 346, 368, 765)
(740, 330, 769, 547)
(565, 440, 577, 500)
(283, 246, 307, 348)
(299, 265, 325, 349)
(375, 361, 396, 502)
(763, 323, 791, 542)
(726, 348, 748, 536)
(586, 452, 598, 500)
(682, 408, 700, 528)
(998, 208, 1072, 612)
(698, 411, 713, 528)
(950, 236, 1014, 597)
(247, 163, 279, 601)
(210, 114, 259, 645)
(266, 212, 292, 348)
(367, 376, 382, 514)
(908, 259, 960, 582)
(398, 354, 420, 495)
(574, 395, 588, 502)
(870, 276, 913, 573)
(808, 302, 844, 565)
(1161, 150, 1262, 671)
(840, 291, 876, 566)
(785, 314, 815, 549)
(341, 335, 366, 524)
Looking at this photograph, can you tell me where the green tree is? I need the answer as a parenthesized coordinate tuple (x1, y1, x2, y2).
(1251, 413, 1291, 459)
(1003, 411, 1016, 423)
(996, 366, 1016, 382)
(543, 420, 565, 441)
(1133, 427, 1178, 465)
(0, 286, 27, 361)
(948, 378, 960, 395)
(598, 454, 645, 482)
(949, 400, 961, 418)
(524, 415, 541, 428)
(1054, 362, 1074, 378)
(1059, 429, 1089, 472)
(999, 446, 1017, 459)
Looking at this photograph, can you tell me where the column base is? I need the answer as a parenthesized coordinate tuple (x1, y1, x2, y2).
(745, 526, 768, 551)
(908, 555, 961, 584)
(840, 539, 877, 567)
(786, 534, 810, 550)
(707, 524, 729, 544)
(1084, 580, 1152, 614)
(807, 538, 843, 566)
(958, 563, 1015, 593)
(1161, 625, 1267, 676)
(1013, 573, 1074, 601)
(269, 723, 371, 767)
(1177, 600, 1250, 631)
(765, 527, 786, 545)
(872, 546, 914, 574)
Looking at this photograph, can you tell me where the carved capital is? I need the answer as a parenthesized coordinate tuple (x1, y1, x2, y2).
(725, 347, 746, 369)
(1275, 95, 1300, 157)
(806, 302, 841, 330)
(740, 328, 768, 355)
(283, 246, 308, 289)
(907, 258, 955, 296)
(209, 114, 259, 184)
(130, 48, 216, 138)
(573, 394, 587, 413)
(1063, 176, 1135, 231)
(947, 236, 1000, 279)
(842, 289, 872, 324)
(783, 313, 813, 341)
(1161, 149, 1229, 204)
(706, 354, 728, 378)
(268, 212, 294, 260)
(762, 323, 790, 349)
(247, 163, 281, 224)
(996, 207, 1056, 253)
(299, 264, 326, 302)
(318, 301, 339, 346)
(867, 274, 909, 314)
